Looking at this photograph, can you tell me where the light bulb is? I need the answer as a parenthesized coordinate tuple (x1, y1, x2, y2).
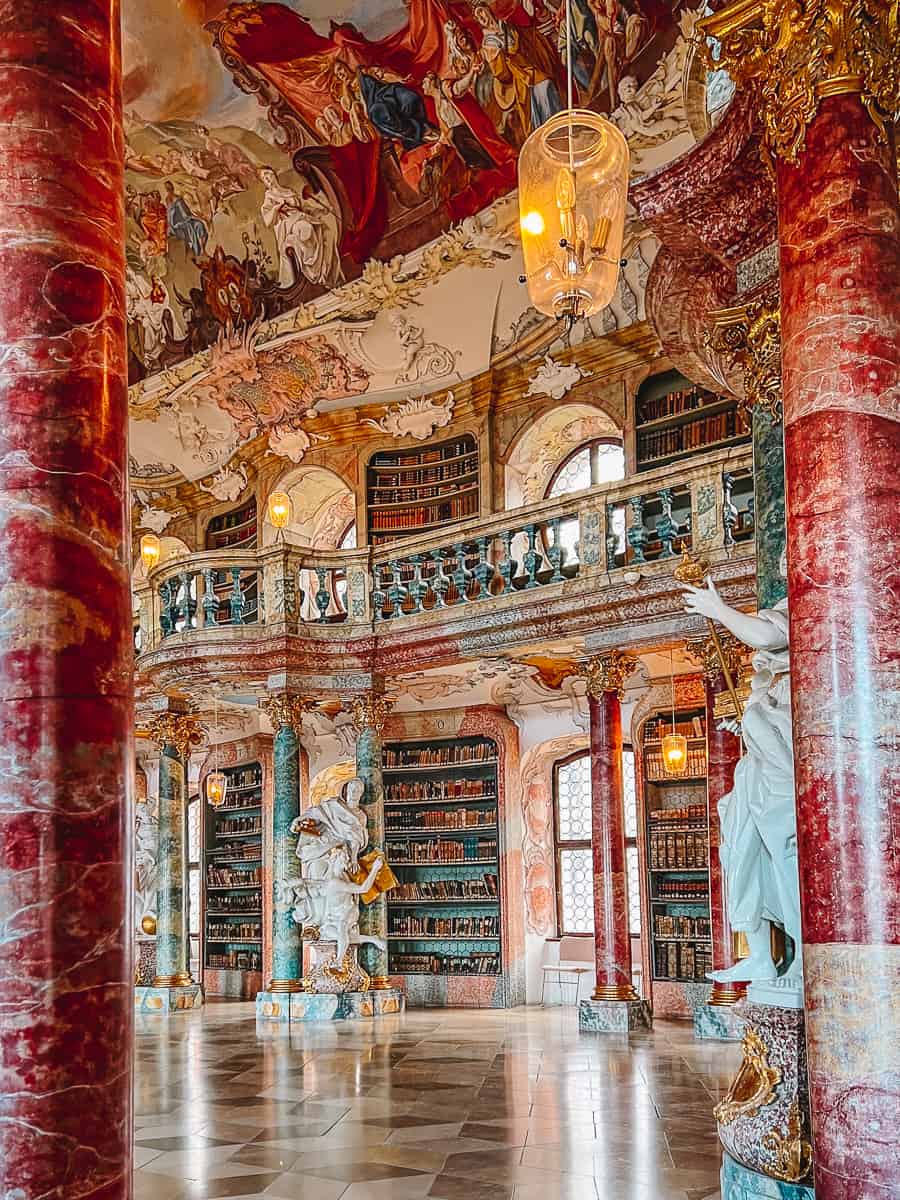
(661, 733, 688, 776)
(267, 491, 292, 530)
(206, 770, 228, 808)
(140, 533, 161, 573)
(520, 210, 546, 236)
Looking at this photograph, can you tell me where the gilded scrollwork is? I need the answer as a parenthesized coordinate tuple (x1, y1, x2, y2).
(699, 0, 900, 165)
(706, 298, 783, 424)
(578, 650, 638, 700)
(761, 1100, 814, 1183)
(715, 1026, 783, 1125)
(147, 710, 204, 758)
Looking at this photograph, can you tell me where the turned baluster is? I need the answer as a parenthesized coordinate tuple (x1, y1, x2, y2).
(385, 560, 408, 618)
(408, 555, 428, 614)
(177, 569, 197, 630)
(497, 530, 516, 594)
(229, 567, 245, 624)
(626, 495, 649, 564)
(450, 542, 470, 604)
(372, 565, 387, 622)
(201, 568, 220, 627)
(159, 580, 175, 637)
(473, 537, 494, 599)
(429, 548, 450, 608)
(314, 566, 331, 622)
(522, 524, 543, 589)
(723, 471, 738, 554)
(546, 517, 565, 583)
(656, 487, 678, 559)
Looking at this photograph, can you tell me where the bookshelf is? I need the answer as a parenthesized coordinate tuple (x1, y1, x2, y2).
(366, 434, 480, 546)
(205, 498, 257, 550)
(203, 759, 263, 996)
(635, 370, 750, 472)
(383, 736, 505, 997)
(641, 708, 713, 987)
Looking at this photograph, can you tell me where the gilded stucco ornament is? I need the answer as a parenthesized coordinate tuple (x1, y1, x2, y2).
(345, 691, 395, 734)
(147, 711, 204, 758)
(715, 1025, 783, 1125)
(706, 298, 783, 424)
(685, 631, 746, 684)
(762, 1100, 814, 1183)
(699, 0, 900, 165)
(578, 651, 637, 700)
(260, 694, 316, 734)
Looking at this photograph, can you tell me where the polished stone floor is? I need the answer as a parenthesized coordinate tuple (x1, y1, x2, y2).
(134, 1001, 738, 1200)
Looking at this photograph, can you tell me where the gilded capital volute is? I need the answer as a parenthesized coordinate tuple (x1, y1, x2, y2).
(261, 694, 316, 734)
(707, 299, 783, 425)
(699, 0, 900, 165)
(345, 692, 394, 734)
(148, 711, 204, 759)
(685, 632, 746, 685)
(578, 651, 637, 700)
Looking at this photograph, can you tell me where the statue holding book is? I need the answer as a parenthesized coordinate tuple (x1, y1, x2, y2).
(681, 550, 802, 1002)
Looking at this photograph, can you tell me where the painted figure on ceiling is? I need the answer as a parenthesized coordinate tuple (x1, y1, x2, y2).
(471, 2, 563, 146)
(164, 181, 209, 257)
(259, 166, 343, 288)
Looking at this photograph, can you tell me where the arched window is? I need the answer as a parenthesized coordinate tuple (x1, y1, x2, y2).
(545, 440, 625, 501)
(553, 748, 641, 938)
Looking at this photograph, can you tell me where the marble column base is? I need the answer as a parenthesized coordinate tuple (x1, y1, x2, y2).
(694, 1001, 746, 1042)
(578, 997, 651, 1033)
(721, 1152, 815, 1199)
(135, 983, 204, 1013)
(256, 988, 405, 1023)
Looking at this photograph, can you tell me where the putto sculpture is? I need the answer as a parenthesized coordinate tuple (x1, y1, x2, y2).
(280, 777, 394, 991)
(682, 551, 802, 1002)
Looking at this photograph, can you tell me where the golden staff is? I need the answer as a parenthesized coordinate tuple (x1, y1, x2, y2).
(673, 545, 744, 722)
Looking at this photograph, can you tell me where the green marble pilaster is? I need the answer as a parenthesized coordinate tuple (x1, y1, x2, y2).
(752, 406, 787, 609)
(356, 723, 389, 982)
(155, 742, 191, 986)
(271, 722, 302, 988)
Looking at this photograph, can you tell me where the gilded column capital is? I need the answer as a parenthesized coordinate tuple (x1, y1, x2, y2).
(147, 711, 204, 758)
(685, 632, 746, 684)
(699, 0, 900, 164)
(707, 298, 782, 425)
(578, 651, 637, 700)
(260, 694, 316, 734)
(345, 691, 394, 734)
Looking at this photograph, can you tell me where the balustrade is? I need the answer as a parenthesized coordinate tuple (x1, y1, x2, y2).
(134, 447, 750, 654)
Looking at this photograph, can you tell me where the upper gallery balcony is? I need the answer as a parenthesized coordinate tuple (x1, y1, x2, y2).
(134, 444, 755, 693)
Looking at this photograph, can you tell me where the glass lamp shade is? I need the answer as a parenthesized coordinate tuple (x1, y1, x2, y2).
(518, 109, 629, 321)
(661, 732, 688, 776)
(267, 491, 292, 530)
(140, 532, 161, 573)
(206, 770, 228, 808)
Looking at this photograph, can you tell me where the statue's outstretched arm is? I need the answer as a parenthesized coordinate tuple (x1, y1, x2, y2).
(682, 579, 785, 650)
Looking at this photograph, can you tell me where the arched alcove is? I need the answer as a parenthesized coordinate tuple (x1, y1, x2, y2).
(261, 464, 356, 549)
(504, 403, 623, 510)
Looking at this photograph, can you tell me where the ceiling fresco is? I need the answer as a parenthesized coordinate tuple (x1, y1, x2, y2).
(125, 0, 714, 488)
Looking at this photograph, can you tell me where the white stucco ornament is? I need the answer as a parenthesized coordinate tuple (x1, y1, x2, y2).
(137, 503, 174, 534)
(198, 463, 248, 503)
(364, 390, 455, 441)
(525, 355, 592, 401)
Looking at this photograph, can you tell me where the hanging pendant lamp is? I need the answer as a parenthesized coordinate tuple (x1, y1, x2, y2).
(206, 691, 228, 807)
(662, 647, 688, 776)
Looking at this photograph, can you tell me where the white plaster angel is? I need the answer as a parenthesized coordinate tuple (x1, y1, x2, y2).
(682, 553, 803, 997)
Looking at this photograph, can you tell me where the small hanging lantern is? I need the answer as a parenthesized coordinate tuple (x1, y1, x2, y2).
(662, 646, 688, 776)
(206, 769, 228, 808)
(267, 491, 292, 541)
(140, 532, 161, 573)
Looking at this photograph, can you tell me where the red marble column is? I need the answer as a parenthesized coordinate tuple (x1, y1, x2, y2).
(0, 4, 132, 1199)
(778, 95, 900, 1199)
(587, 673, 638, 1001)
(702, 668, 744, 1004)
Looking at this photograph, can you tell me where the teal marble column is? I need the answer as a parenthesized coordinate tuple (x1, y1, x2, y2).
(349, 692, 393, 986)
(149, 713, 200, 987)
(261, 695, 310, 992)
(752, 406, 787, 609)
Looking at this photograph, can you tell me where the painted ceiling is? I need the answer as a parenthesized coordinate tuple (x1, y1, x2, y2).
(125, 0, 718, 489)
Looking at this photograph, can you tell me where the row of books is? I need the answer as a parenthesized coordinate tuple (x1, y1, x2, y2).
(207, 867, 262, 888)
(654, 914, 711, 940)
(210, 525, 257, 549)
(370, 480, 475, 505)
(384, 743, 495, 768)
(209, 502, 255, 531)
(637, 385, 717, 424)
(648, 803, 707, 827)
(375, 440, 475, 468)
(645, 748, 707, 780)
(215, 816, 261, 837)
(207, 950, 262, 971)
(369, 494, 478, 531)
(209, 844, 261, 862)
(389, 838, 497, 863)
(386, 807, 496, 831)
(226, 766, 263, 789)
(206, 896, 260, 914)
(649, 831, 709, 870)
(637, 409, 743, 462)
(654, 941, 712, 982)
(390, 874, 499, 901)
(389, 952, 500, 975)
(644, 716, 705, 741)
(206, 922, 261, 941)
(654, 878, 708, 901)
(389, 915, 500, 938)
(386, 779, 496, 803)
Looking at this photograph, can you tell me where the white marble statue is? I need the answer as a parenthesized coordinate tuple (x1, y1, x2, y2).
(280, 847, 386, 966)
(291, 777, 368, 873)
(134, 797, 159, 932)
(682, 552, 803, 999)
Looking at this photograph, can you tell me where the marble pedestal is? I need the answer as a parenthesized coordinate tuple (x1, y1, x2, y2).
(578, 997, 651, 1034)
(135, 983, 204, 1013)
(716, 1003, 812, 1188)
(694, 1000, 746, 1042)
(256, 988, 405, 1024)
(721, 1153, 815, 1199)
